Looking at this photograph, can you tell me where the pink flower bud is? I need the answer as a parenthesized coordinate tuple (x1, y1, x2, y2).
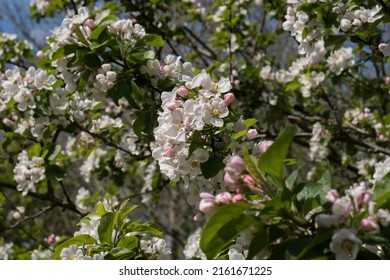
(44, 234, 56, 244)
(243, 175, 255, 185)
(163, 147, 174, 157)
(378, 134, 388, 142)
(232, 194, 244, 202)
(326, 189, 340, 204)
(360, 217, 379, 232)
(177, 86, 188, 98)
(224, 92, 235, 106)
(357, 192, 372, 204)
(84, 19, 95, 29)
(165, 101, 180, 111)
(227, 155, 245, 172)
(193, 213, 202, 222)
(332, 197, 353, 218)
(199, 192, 216, 201)
(224, 172, 237, 187)
(352, 185, 371, 204)
(246, 129, 258, 140)
(386, 77, 390, 85)
(258, 140, 273, 153)
(199, 199, 217, 215)
(379, 43, 389, 52)
(216, 192, 232, 204)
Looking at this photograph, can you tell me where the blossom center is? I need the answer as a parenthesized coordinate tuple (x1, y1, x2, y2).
(211, 82, 218, 92)
(212, 109, 220, 116)
(341, 239, 354, 255)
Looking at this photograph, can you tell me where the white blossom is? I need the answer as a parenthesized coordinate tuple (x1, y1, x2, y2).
(0, 242, 13, 260)
(140, 237, 171, 259)
(327, 47, 355, 75)
(183, 228, 206, 259)
(373, 157, 390, 183)
(13, 150, 45, 196)
(330, 228, 362, 260)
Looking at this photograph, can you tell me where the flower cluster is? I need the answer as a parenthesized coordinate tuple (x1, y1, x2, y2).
(223, 155, 259, 194)
(13, 150, 45, 196)
(0, 33, 33, 69)
(316, 182, 390, 259)
(340, 5, 382, 32)
(152, 69, 234, 198)
(0, 66, 55, 113)
(60, 245, 106, 260)
(109, 19, 146, 42)
(0, 242, 14, 260)
(141, 54, 193, 83)
(183, 228, 206, 260)
(373, 157, 390, 183)
(29, 0, 51, 16)
(326, 47, 355, 76)
(344, 107, 389, 142)
(198, 191, 244, 215)
(308, 122, 329, 162)
(140, 237, 171, 259)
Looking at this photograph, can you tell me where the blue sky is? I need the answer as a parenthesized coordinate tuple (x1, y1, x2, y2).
(0, 0, 61, 49)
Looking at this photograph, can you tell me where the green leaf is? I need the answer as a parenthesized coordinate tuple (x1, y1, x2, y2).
(231, 130, 247, 140)
(144, 50, 155, 59)
(200, 154, 225, 179)
(105, 247, 135, 260)
(79, 69, 92, 91)
(200, 202, 257, 259)
(124, 222, 164, 237)
(244, 118, 257, 129)
(258, 124, 298, 184)
(117, 236, 138, 250)
(133, 109, 156, 139)
(98, 212, 117, 245)
(140, 34, 164, 47)
(297, 169, 331, 204)
(118, 205, 138, 225)
(28, 143, 42, 157)
(242, 145, 263, 184)
(285, 169, 299, 191)
(128, 81, 142, 109)
(90, 20, 114, 41)
(52, 234, 97, 259)
(373, 172, 390, 208)
(46, 144, 62, 162)
(285, 80, 303, 91)
(247, 224, 268, 259)
(45, 164, 65, 180)
(74, 25, 89, 46)
(84, 52, 101, 68)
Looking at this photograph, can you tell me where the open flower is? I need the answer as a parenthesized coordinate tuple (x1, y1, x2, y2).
(330, 228, 362, 260)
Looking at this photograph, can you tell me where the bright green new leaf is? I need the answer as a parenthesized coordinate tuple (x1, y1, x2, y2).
(285, 169, 299, 191)
(98, 212, 117, 245)
(139, 34, 164, 47)
(244, 118, 257, 128)
(124, 222, 164, 237)
(117, 236, 138, 250)
(373, 172, 390, 208)
(258, 124, 298, 184)
(200, 202, 257, 259)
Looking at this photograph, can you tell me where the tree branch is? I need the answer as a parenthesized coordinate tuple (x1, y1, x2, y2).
(0, 182, 84, 216)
